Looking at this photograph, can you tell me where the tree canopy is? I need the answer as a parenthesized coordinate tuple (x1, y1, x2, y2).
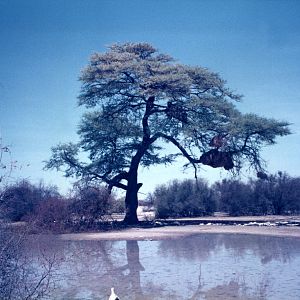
(45, 42, 290, 223)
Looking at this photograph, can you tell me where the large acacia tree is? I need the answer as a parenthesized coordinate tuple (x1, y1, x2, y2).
(46, 43, 290, 224)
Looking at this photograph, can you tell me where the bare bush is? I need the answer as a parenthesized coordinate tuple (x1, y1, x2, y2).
(0, 222, 56, 299)
(0, 139, 16, 187)
(0, 141, 56, 298)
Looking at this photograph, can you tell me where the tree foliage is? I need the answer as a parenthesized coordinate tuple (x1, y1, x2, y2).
(45, 42, 290, 223)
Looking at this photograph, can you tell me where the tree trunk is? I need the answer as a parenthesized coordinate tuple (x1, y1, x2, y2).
(123, 98, 153, 224)
(123, 167, 140, 224)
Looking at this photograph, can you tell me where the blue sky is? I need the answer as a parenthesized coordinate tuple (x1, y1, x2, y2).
(1, 0, 300, 195)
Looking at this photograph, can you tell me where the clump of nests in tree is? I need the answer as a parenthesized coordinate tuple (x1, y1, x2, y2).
(200, 135, 234, 170)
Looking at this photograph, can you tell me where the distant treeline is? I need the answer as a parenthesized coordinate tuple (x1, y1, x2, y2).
(0, 171, 300, 231)
(150, 171, 300, 218)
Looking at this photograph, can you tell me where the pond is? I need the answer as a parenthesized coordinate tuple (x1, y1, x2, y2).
(26, 233, 300, 300)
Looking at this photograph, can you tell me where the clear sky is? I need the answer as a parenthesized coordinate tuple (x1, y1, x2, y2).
(1, 0, 300, 196)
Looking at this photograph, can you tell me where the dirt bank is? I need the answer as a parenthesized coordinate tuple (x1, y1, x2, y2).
(60, 223, 300, 241)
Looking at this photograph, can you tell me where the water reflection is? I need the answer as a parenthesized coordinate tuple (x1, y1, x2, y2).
(159, 234, 300, 264)
(158, 235, 300, 299)
(186, 264, 270, 300)
(25, 233, 300, 299)
(117, 241, 145, 297)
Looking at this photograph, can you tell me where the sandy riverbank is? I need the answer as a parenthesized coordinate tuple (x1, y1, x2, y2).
(60, 215, 300, 241)
(60, 223, 300, 241)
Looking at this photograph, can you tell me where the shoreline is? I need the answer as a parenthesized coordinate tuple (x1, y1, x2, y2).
(60, 224, 300, 241)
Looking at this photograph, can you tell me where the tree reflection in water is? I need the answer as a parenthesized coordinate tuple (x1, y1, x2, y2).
(25, 233, 300, 299)
(112, 241, 145, 298)
(28, 237, 164, 299)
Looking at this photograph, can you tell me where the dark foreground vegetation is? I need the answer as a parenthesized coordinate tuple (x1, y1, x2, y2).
(0, 221, 57, 300)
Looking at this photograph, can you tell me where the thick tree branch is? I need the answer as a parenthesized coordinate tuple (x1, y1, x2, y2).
(108, 172, 129, 192)
(62, 151, 128, 191)
(142, 96, 155, 141)
(154, 133, 202, 164)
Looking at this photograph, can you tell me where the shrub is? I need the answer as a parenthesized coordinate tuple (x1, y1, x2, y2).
(153, 179, 215, 218)
(110, 198, 125, 213)
(69, 184, 115, 223)
(0, 180, 61, 222)
(213, 179, 254, 216)
(256, 172, 300, 215)
(0, 221, 56, 299)
(286, 177, 300, 213)
(213, 172, 300, 216)
(33, 197, 69, 232)
(0, 181, 41, 221)
(251, 179, 274, 215)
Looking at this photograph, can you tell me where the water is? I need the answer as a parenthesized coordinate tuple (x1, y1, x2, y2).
(25, 233, 300, 299)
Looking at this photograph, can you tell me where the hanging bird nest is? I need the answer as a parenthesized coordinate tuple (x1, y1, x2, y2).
(199, 149, 234, 170)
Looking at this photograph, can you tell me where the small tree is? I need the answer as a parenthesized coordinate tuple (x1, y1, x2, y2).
(287, 177, 300, 213)
(250, 178, 273, 215)
(45, 42, 290, 224)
